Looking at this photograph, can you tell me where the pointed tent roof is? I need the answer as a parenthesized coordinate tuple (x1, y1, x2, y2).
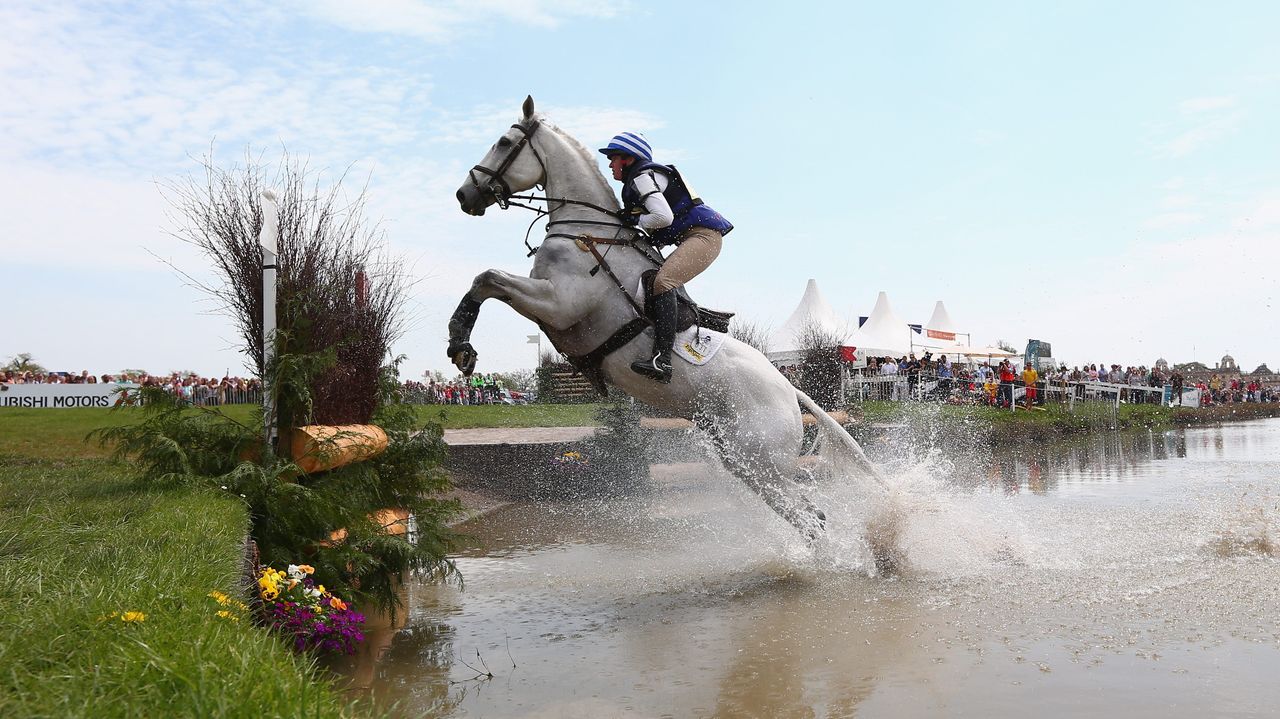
(918, 300, 959, 346)
(846, 291, 911, 357)
(768, 279, 854, 359)
(924, 301, 956, 334)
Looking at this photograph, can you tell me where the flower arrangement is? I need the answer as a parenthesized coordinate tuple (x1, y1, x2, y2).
(256, 564, 365, 655)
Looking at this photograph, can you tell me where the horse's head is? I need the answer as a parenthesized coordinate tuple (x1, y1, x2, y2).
(457, 95, 546, 216)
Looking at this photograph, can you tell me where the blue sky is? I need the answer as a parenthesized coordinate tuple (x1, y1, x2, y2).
(4, 1, 1278, 378)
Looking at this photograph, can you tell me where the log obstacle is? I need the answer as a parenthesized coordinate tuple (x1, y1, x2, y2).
(326, 507, 410, 545)
(289, 424, 388, 474)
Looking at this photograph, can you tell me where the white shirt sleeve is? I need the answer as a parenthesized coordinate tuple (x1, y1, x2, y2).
(630, 170, 674, 231)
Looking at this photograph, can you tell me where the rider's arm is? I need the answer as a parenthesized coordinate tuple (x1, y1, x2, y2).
(630, 170, 674, 231)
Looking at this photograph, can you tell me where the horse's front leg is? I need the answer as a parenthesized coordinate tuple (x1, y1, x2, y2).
(446, 269, 590, 375)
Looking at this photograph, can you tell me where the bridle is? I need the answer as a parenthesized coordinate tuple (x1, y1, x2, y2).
(468, 118, 626, 220)
(467, 120, 546, 209)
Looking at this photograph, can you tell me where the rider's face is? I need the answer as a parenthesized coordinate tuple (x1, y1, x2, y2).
(608, 153, 633, 181)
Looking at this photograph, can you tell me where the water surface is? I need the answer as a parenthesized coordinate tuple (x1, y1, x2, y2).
(367, 419, 1280, 718)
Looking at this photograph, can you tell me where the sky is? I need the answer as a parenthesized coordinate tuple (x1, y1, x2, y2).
(4, 1, 1279, 379)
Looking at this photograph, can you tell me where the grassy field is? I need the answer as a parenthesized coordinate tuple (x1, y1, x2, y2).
(413, 402, 602, 429)
(0, 403, 603, 459)
(0, 455, 371, 718)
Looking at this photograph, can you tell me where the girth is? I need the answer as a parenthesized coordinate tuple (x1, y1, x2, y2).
(562, 317, 651, 397)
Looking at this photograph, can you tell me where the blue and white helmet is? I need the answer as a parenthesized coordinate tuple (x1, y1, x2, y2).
(597, 132, 652, 162)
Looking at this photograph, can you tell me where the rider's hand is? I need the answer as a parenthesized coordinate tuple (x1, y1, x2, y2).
(620, 207, 642, 226)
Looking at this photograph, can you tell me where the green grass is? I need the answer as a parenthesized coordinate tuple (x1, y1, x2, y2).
(0, 455, 371, 718)
(0, 406, 257, 459)
(414, 402, 602, 429)
(0, 403, 601, 459)
(854, 399, 1280, 443)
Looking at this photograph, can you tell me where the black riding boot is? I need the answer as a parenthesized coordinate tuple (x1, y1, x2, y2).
(631, 289, 677, 383)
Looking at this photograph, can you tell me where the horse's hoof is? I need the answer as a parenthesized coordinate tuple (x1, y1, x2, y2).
(448, 342, 477, 376)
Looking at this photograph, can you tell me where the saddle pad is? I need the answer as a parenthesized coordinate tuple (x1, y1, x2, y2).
(673, 326, 727, 366)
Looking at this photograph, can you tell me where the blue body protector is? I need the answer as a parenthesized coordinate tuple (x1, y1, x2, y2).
(621, 161, 733, 246)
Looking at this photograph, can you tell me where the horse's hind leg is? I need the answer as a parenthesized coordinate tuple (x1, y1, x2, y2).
(698, 414, 826, 541)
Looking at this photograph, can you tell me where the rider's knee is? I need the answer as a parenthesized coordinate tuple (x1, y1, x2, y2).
(653, 273, 682, 295)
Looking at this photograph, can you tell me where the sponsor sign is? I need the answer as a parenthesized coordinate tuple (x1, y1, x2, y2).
(926, 329, 956, 341)
(0, 383, 139, 409)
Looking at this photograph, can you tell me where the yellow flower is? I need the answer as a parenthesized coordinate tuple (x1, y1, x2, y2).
(215, 610, 239, 622)
(208, 590, 231, 606)
(120, 611, 146, 623)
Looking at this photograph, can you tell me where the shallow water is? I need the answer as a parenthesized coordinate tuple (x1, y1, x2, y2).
(365, 419, 1280, 718)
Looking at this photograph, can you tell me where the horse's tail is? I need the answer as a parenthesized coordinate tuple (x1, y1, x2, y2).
(795, 389, 889, 491)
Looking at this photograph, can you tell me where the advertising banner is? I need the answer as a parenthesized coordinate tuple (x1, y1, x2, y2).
(0, 383, 139, 409)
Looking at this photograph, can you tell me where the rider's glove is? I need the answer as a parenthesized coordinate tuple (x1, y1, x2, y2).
(620, 206, 642, 227)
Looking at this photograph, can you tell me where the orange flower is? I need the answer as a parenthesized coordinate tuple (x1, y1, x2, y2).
(328, 596, 348, 611)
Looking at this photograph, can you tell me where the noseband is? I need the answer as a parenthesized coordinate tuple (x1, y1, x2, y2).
(468, 121, 545, 208)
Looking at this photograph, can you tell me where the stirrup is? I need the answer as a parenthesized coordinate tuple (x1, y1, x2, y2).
(630, 353, 672, 383)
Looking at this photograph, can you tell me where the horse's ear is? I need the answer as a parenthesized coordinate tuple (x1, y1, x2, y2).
(522, 95, 535, 120)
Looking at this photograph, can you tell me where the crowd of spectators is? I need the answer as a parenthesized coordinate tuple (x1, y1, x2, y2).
(2, 367, 533, 407)
(782, 353, 1279, 408)
(1, 369, 261, 405)
(401, 374, 525, 405)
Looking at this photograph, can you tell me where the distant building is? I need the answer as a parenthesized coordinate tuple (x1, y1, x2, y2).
(1177, 352, 1278, 388)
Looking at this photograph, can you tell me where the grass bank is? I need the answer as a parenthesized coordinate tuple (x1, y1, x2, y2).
(0, 401, 601, 717)
(852, 400, 1280, 443)
(0, 454, 371, 718)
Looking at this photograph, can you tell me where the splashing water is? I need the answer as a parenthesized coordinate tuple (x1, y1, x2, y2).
(1204, 490, 1279, 558)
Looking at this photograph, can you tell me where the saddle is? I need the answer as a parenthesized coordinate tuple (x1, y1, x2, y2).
(639, 269, 733, 333)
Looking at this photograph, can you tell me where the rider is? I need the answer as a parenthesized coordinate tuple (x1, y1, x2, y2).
(598, 132, 733, 383)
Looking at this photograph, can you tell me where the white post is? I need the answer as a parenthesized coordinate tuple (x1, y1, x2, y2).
(258, 190, 280, 453)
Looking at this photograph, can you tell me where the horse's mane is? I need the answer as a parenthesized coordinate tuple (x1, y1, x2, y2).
(535, 114, 619, 206)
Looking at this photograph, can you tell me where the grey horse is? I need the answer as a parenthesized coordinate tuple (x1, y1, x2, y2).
(450, 96, 880, 540)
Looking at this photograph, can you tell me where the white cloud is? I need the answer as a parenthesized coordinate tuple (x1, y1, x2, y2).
(0, 3, 434, 175)
(1150, 96, 1244, 159)
(303, 0, 627, 41)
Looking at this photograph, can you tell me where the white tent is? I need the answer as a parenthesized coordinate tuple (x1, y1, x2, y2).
(920, 300, 958, 344)
(767, 279, 855, 363)
(845, 291, 912, 359)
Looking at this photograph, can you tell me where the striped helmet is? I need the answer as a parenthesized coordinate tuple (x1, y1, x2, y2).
(597, 132, 652, 162)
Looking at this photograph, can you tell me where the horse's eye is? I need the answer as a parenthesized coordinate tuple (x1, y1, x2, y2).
(498, 137, 512, 148)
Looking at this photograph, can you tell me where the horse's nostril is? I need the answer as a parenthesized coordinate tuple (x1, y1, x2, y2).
(456, 189, 466, 204)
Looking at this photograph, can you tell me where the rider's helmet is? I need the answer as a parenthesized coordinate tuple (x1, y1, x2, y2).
(597, 132, 652, 162)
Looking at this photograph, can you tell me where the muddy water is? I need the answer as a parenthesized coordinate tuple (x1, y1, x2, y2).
(366, 419, 1280, 718)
